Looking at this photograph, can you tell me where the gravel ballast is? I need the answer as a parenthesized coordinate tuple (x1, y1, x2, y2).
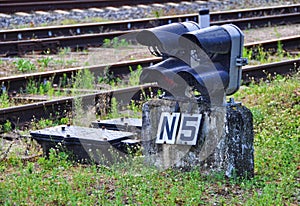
(0, 0, 298, 29)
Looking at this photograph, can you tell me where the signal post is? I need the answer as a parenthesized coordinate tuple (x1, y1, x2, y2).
(137, 21, 254, 178)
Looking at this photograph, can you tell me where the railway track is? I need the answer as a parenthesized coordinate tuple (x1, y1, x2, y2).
(1, 57, 161, 92)
(0, 0, 185, 14)
(242, 58, 300, 83)
(0, 4, 299, 129)
(1, 36, 300, 93)
(1, 4, 299, 41)
(0, 58, 299, 128)
(1, 4, 299, 56)
(0, 83, 159, 128)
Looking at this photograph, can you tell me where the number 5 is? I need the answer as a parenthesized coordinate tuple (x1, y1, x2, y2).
(176, 114, 202, 145)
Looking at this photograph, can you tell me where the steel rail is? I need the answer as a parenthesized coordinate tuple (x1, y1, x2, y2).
(1, 13, 299, 56)
(1, 1, 299, 15)
(1, 36, 299, 93)
(0, 59, 299, 127)
(242, 58, 300, 83)
(1, 57, 161, 92)
(0, 30, 128, 56)
(1, 4, 299, 42)
(0, 0, 185, 13)
(244, 35, 300, 52)
(212, 13, 300, 28)
(206, 4, 300, 20)
(1, 36, 300, 93)
(0, 83, 159, 127)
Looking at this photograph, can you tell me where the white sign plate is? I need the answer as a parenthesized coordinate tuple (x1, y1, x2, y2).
(156, 112, 202, 145)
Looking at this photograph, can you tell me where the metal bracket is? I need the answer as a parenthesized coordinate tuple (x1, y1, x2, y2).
(227, 97, 241, 107)
(236, 57, 248, 66)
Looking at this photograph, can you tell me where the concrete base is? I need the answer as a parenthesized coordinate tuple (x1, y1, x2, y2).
(141, 98, 254, 178)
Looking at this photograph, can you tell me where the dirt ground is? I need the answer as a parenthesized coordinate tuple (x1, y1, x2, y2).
(243, 23, 300, 42)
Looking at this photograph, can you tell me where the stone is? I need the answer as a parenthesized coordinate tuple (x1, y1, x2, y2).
(141, 98, 254, 178)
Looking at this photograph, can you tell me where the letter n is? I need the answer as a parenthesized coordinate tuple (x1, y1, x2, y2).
(156, 112, 180, 144)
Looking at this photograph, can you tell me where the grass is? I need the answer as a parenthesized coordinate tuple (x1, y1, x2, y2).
(0, 120, 12, 133)
(0, 62, 143, 110)
(98, 64, 144, 89)
(0, 67, 98, 109)
(102, 37, 129, 49)
(13, 58, 36, 73)
(72, 69, 95, 92)
(0, 71, 299, 205)
(243, 41, 300, 65)
(37, 56, 53, 69)
(128, 65, 143, 86)
(0, 90, 11, 108)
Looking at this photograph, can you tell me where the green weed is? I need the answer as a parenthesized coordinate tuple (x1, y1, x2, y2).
(243, 41, 298, 65)
(0, 90, 10, 108)
(13, 59, 36, 72)
(72, 69, 95, 92)
(97, 67, 121, 87)
(103, 37, 129, 48)
(127, 100, 142, 118)
(58, 47, 71, 56)
(26, 79, 38, 94)
(0, 73, 299, 205)
(243, 47, 253, 60)
(153, 9, 164, 18)
(2, 120, 12, 132)
(25, 79, 55, 97)
(31, 119, 54, 130)
(106, 97, 120, 119)
(128, 65, 143, 86)
(37, 56, 53, 68)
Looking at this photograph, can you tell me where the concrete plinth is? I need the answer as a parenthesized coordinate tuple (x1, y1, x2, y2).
(141, 98, 254, 178)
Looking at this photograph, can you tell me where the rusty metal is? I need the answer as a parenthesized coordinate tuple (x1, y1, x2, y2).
(213, 13, 300, 29)
(0, 8, 299, 56)
(1, 36, 299, 91)
(0, 57, 161, 92)
(1, 59, 299, 128)
(91, 117, 142, 134)
(0, 31, 126, 56)
(0, 36, 299, 94)
(2, 4, 299, 42)
(245, 35, 300, 53)
(30, 124, 135, 162)
(0, 83, 159, 127)
(242, 58, 300, 83)
(0, 0, 185, 13)
(209, 4, 300, 20)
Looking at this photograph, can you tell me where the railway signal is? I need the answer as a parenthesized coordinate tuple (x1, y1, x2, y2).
(136, 22, 248, 104)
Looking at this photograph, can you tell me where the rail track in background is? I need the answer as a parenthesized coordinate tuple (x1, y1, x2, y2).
(2, 6, 300, 42)
(0, 0, 187, 14)
(0, 3, 299, 128)
(1, 3, 299, 41)
(0, 4, 300, 56)
(1, 36, 300, 93)
(0, 83, 160, 128)
(0, 58, 299, 128)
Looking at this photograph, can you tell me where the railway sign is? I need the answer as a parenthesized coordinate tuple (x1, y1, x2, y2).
(156, 112, 202, 145)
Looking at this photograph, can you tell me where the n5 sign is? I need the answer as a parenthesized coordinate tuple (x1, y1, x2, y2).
(156, 112, 202, 145)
